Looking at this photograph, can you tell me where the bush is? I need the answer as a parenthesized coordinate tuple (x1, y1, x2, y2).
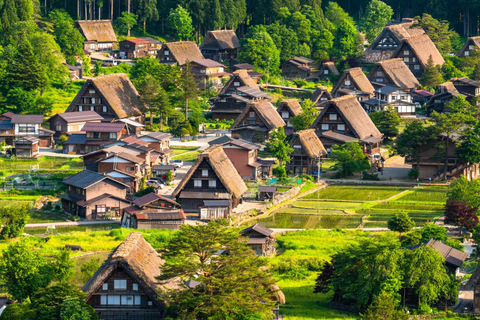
(362, 171, 380, 181)
(272, 166, 287, 179)
(408, 169, 419, 179)
(298, 174, 314, 181)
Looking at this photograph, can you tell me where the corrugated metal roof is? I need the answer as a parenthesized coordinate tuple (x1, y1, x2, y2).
(62, 170, 107, 188)
(64, 134, 87, 144)
(241, 223, 274, 237)
(56, 111, 104, 122)
(82, 122, 125, 132)
(139, 131, 172, 141)
(236, 86, 270, 98)
(118, 118, 145, 127)
(202, 200, 230, 207)
(10, 114, 44, 124)
(258, 186, 277, 193)
(133, 192, 179, 208)
(192, 59, 226, 68)
(0, 120, 12, 130)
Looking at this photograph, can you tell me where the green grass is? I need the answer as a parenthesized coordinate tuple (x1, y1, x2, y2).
(170, 146, 201, 162)
(170, 146, 200, 156)
(295, 201, 363, 209)
(278, 207, 348, 215)
(370, 202, 444, 211)
(255, 213, 363, 229)
(397, 189, 448, 203)
(46, 82, 86, 116)
(303, 186, 408, 201)
(0, 156, 83, 172)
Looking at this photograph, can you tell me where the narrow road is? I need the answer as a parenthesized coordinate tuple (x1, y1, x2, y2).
(25, 220, 120, 228)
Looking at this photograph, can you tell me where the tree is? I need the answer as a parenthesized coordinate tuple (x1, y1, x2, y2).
(180, 60, 199, 120)
(80, 257, 100, 283)
(136, 74, 171, 125)
(138, 0, 159, 33)
(49, 10, 85, 65)
(458, 121, 480, 165)
(0, 202, 29, 239)
(239, 25, 281, 75)
(420, 55, 444, 90)
(158, 221, 277, 319)
(421, 223, 447, 242)
(333, 20, 361, 59)
(360, 0, 393, 43)
(82, 56, 92, 76)
(360, 291, 408, 320)
(413, 13, 459, 55)
(313, 261, 333, 294)
(369, 106, 401, 141)
(129, 57, 181, 94)
(448, 176, 480, 212)
(291, 99, 317, 131)
(0, 303, 35, 320)
(51, 249, 75, 284)
(59, 298, 93, 320)
(324, 2, 355, 30)
(0, 240, 52, 302)
(115, 11, 137, 36)
(266, 126, 293, 167)
(167, 5, 194, 41)
(266, 23, 299, 62)
(331, 141, 370, 178)
(387, 212, 415, 240)
(444, 199, 479, 233)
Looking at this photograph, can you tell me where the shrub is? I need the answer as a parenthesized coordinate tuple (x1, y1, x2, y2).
(273, 166, 287, 179)
(59, 135, 68, 144)
(298, 174, 314, 181)
(408, 169, 419, 179)
(362, 171, 380, 181)
(215, 123, 222, 129)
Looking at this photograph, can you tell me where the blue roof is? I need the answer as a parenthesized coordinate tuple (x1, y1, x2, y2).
(64, 134, 86, 145)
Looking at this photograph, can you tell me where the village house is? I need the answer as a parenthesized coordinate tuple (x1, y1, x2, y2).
(170, 145, 247, 219)
(425, 82, 467, 115)
(211, 70, 271, 121)
(230, 63, 263, 83)
(190, 59, 229, 90)
(310, 86, 333, 107)
(47, 111, 104, 141)
(65, 73, 145, 123)
(230, 100, 286, 143)
(158, 41, 204, 66)
(209, 136, 273, 180)
(317, 62, 340, 82)
(281, 56, 314, 80)
(364, 18, 425, 63)
(277, 99, 303, 134)
(411, 89, 433, 105)
(63, 121, 127, 154)
(451, 77, 480, 99)
(240, 224, 276, 256)
(121, 193, 185, 229)
(75, 20, 117, 52)
(362, 85, 417, 116)
(67, 64, 83, 80)
(82, 232, 180, 320)
(411, 239, 466, 275)
(331, 67, 375, 101)
(119, 38, 158, 59)
(60, 170, 130, 220)
(199, 30, 241, 62)
(152, 165, 176, 180)
(0, 113, 54, 152)
(287, 129, 327, 175)
(457, 36, 480, 57)
(367, 58, 420, 90)
(82, 143, 153, 171)
(310, 95, 383, 155)
(138, 131, 172, 164)
(390, 34, 445, 77)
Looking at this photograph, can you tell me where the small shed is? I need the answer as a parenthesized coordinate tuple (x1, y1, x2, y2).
(258, 186, 277, 201)
(240, 223, 276, 256)
(152, 165, 176, 180)
(199, 200, 230, 220)
(14, 136, 40, 157)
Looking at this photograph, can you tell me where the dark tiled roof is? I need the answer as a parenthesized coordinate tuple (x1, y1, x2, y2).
(62, 170, 108, 188)
(77, 193, 129, 206)
(236, 86, 270, 98)
(10, 114, 44, 124)
(241, 223, 274, 237)
(56, 111, 104, 122)
(135, 210, 186, 220)
(64, 134, 86, 145)
(82, 122, 125, 133)
(375, 85, 401, 94)
(192, 59, 226, 68)
(412, 238, 467, 268)
(202, 200, 230, 207)
(152, 165, 175, 171)
(139, 131, 173, 141)
(133, 192, 180, 208)
(258, 186, 277, 193)
(233, 63, 255, 70)
(0, 120, 12, 130)
(320, 130, 358, 142)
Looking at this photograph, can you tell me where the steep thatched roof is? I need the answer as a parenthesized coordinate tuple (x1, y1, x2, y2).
(311, 95, 382, 140)
(82, 232, 181, 307)
(200, 30, 240, 50)
(278, 99, 302, 117)
(319, 62, 339, 75)
(164, 41, 204, 66)
(311, 86, 333, 104)
(457, 36, 480, 56)
(293, 129, 327, 158)
(437, 81, 458, 93)
(68, 74, 143, 119)
(370, 58, 420, 89)
(75, 20, 117, 42)
(171, 145, 247, 199)
(396, 34, 445, 67)
(233, 70, 259, 89)
(231, 101, 286, 131)
(332, 68, 375, 96)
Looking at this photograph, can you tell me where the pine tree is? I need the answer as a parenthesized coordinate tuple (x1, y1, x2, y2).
(211, 0, 224, 30)
(420, 55, 444, 90)
(180, 60, 199, 120)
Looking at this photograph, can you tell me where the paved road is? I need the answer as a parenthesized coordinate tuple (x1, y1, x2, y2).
(25, 220, 120, 228)
(39, 148, 82, 158)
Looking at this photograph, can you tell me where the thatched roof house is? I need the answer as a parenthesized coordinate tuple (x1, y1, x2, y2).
(200, 30, 241, 62)
(82, 232, 180, 319)
(158, 41, 204, 66)
(317, 61, 340, 81)
(278, 99, 302, 117)
(75, 20, 117, 52)
(331, 68, 375, 100)
(310, 86, 333, 105)
(66, 73, 144, 122)
(458, 36, 480, 57)
(287, 129, 326, 175)
(368, 58, 420, 89)
(220, 70, 259, 94)
(294, 129, 327, 158)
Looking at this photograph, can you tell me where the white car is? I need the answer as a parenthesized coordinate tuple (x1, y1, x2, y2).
(173, 160, 183, 168)
(146, 180, 165, 189)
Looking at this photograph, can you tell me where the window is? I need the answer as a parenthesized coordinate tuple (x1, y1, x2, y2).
(97, 205, 106, 213)
(465, 51, 470, 56)
(148, 301, 153, 306)
(324, 70, 329, 74)
(103, 283, 108, 290)
(135, 295, 141, 305)
(294, 145, 301, 149)
(202, 169, 208, 177)
(68, 186, 71, 191)
(412, 57, 416, 62)
(344, 80, 351, 86)
(219, 67, 224, 72)
(321, 124, 329, 130)
(108, 295, 120, 305)
(164, 50, 169, 55)
(320, 98, 327, 101)
(281, 111, 289, 119)
(103, 106, 107, 113)
(234, 81, 240, 86)
(90, 106, 94, 111)
(470, 45, 474, 50)
(400, 95, 406, 100)
(414, 64, 421, 70)
(404, 50, 409, 55)
(403, 57, 409, 63)
(114, 280, 127, 289)
(56, 125, 62, 131)
(209, 180, 216, 188)
(93, 132, 99, 139)
(391, 96, 397, 100)
(376, 78, 384, 83)
(376, 71, 382, 77)
(92, 98, 96, 104)
(101, 295, 107, 305)
(126, 166, 134, 172)
(121, 295, 134, 305)
(109, 133, 117, 139)
(194, 180, 202, 188)
(329, 114, 337, 120)
(249, 112, 255, 118)
(76, 188, 82, 195)
(79, 106, 83, 111)
(133, 283, 138, 291)
(337, 124, 345, 131)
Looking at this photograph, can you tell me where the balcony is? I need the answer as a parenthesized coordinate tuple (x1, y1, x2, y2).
(405, 156, 459, 165)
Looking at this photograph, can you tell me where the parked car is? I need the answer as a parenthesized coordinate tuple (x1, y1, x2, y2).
(146, 180, 165, 189)
(173, 160, 183, 168)
(102, 59, 118, 67)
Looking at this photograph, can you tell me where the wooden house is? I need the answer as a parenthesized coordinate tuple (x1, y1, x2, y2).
(258, 186, 277, 201)
(96, 152, 147, 193)
(191, 59, 229, 90)
(65, 73, 145, 123)
(138, 131, 172, 164)
(75, 20, 117, 52)
(362, 85, 416, 116)
(63, 122, 127, 154)
(209, 136, 273, 180)
(331, 68, 375, 101)
(60, 170, 130, 220)
(0, 113, 54, 148)
(451, 77, 480, 98)
(317, 62, 340, 82)
(412, 89, 433, 105)
(121, 193, 185, 230)
(152, 165, 176, 180)
(230, 101, 286, 143)
(310, 86, 333, 107)
(158, 41, 204, 66)
(281, 56, 314, 80)
(67, 64, 83, 80)
(426, 82, 467, 115)
(231, 63, 263, 83)
(170, 145, 247, 217)
(48, 111, 104, 140)
(364, 18, 424, 63)
(287, 129, 327, 175)
(211, 70, 271, 121)
(277, 99, 303, 134)
(119, 38, 158, 59)
(457, 36, 480, 57)
(310, 95, 383, 155)
(200, 30, 241, 62)
(367, 58, 420, 89)
(82, 232, 180, 319)
(391, 34, 445, 77)
(240, 224, 276, 256)
(13, 136, 40, 157)
(411, 239, 466, 275)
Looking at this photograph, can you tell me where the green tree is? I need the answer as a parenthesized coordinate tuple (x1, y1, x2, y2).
(239, 25, 281, 75)
(266, 126, 293, 167)
(420, 55, 444, 90)
(180, 60, 199, 120)
(360, 0, 393, 43)
(129, 57, 181, 94)
(324, 2, 355, 31)
(59, 298, 92, 320)
(413, 13, 459, 55)
(82, 56, 92, 76)
(448, 176, 480, 212)
(266, 23, 299, 62)
(458, 121, 480, 165)
(158, 221, 277, 319)
(0, 303, 35, 320)
(421, 223, 447, 242)
(167, 5, 194, 41)
(0, 202, 29, 239)
(331, 141, 370, 177)
(115, 11, 137, 36)
(80, 257, 100, 283)
(49, 10, 85, 65)
(51, 249, 75, 284)
(387, 212, 415, 240)
(138, 0, 159, 33)
(369, 106, 401, 141)
(291, 99, 317, 131)
(289, 11, 311, 43)
(333, 21, 361, 59)
(136, 74, 171, 126)
(360, 291, 408, 320)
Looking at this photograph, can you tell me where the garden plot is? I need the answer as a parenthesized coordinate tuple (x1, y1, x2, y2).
(303, 185, 408, 201)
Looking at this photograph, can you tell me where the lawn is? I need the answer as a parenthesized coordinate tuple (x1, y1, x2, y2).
(397, 189, 448, 203)
(303, 186, 408, 201)
(0, 156, 83, 172)
(256, 212, 363, 229)
(170, 146, 201, 162)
